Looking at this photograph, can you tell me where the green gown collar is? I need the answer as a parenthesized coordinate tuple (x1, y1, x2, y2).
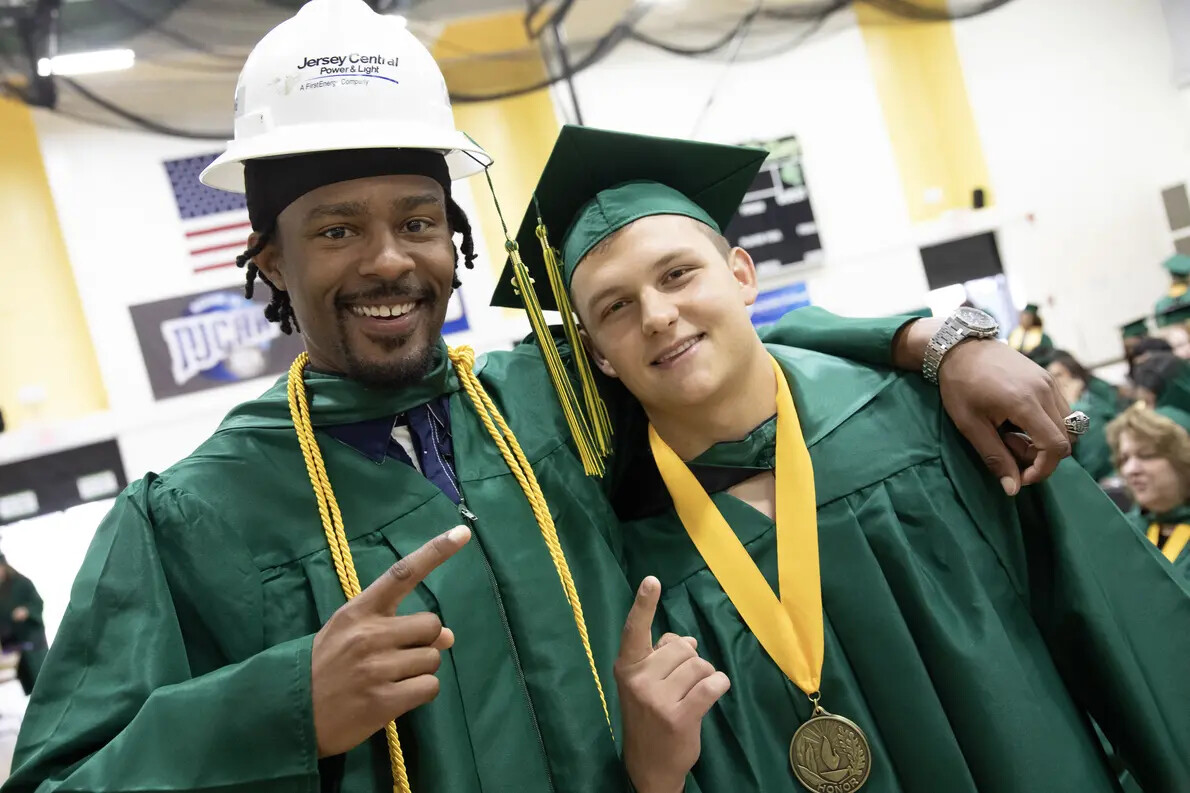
(687, 344, 895, 457)
(691, 416, 777, 470)
(1141, 502, 1190, 526)
(614, 345, 896, 520)
(219, 341, 461, 431)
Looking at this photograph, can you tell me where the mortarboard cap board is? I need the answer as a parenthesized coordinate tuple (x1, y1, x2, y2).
(490, 125, 768, 312)
(1157, 300, 1190, 328)
(1120, 318, 1149, 339)
(1162, 254, 1190, 278)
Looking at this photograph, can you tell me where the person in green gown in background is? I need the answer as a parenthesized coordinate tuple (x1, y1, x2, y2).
(3, 7, 1085, 793)
(1045, 350, 1118, 481)
(1007, 302, 1054, 361)
(1153, 253, 1190, 317)
(1131, 352, 1190, 434)
(1108, 404, 1190, 572)
(494, 126, 1190, 793)
(1120, 317, 1149, 360)
(0, 555, 47, 697)
(1154, 302, 1190, 361)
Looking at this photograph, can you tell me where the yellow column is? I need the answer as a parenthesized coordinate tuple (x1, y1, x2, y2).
(0, 96, 108, 429)
(432, 12, 560, 279)
(856, 3, 992, 222)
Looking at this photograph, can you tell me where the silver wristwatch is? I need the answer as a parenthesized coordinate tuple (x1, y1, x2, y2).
(923, 307, 1000, 384)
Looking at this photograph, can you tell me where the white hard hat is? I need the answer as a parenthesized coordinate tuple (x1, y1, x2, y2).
(200, 0, 490, 193)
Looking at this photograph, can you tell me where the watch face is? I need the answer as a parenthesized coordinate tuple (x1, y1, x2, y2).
(955, 307, 998, 333)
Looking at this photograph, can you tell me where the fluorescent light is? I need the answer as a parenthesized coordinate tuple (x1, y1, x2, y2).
(37, 48, 135, 77)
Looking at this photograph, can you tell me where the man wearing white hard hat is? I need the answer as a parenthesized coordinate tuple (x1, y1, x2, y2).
(3, 1, 1083, 792)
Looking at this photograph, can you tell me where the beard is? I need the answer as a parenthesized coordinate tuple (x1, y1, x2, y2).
(340, 332, 442, 390)
(333, 275, 445, 389)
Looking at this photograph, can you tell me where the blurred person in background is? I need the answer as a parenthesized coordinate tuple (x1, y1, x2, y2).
(1164, 324, 1190, 359)
(1154, 254, 1190, 316)
(1123, 335, 1174, 403)
(1130, 352, 1190, 433)
(1108, 405, 1190, 571)
(1007, 302, 1054, 361)
(1128, 335, 1173, 375)
(1120, 318, 1148, 363)
(0, 554, 47, 697)
(1155, 303, 1190, 359)
(1046, 350, 1117, 480)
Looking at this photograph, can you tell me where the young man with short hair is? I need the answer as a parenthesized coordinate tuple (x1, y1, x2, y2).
(494, 125, 1190, 793)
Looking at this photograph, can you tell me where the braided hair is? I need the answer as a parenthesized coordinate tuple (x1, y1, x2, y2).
(238, 196, 479, 335)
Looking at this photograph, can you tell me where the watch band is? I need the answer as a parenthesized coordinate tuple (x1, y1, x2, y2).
(923, 309, 998, 385)
(923, 322, 961, 384)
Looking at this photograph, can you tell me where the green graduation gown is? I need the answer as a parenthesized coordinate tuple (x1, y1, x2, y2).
(4, 309, 916, 793)
(1125, 503, 1190, 568)
(1069, 391, 1117, 481)
(5, 343, 634, 793)
(618, 344, 1190, 793)
(0, 570, 48, 695)
(1087, 377, 1123, 413)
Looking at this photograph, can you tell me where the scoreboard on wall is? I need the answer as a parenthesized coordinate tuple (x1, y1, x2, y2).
(723, 136, 823, 276)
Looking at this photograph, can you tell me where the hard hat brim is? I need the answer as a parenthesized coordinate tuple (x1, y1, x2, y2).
(199, 121, 492, 193)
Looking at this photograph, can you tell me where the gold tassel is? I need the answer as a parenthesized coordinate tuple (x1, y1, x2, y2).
(537, 223, 613, 459)
(476, 166, 606, 476)
(506, 239, 606, 476)
(448, 346, 613, 735)
(287, 349, 614, 793)
(287, 354, 412, 793)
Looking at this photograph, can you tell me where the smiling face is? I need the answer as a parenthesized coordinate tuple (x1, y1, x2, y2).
(570, 214, 762, 413)
(1117, 430, 1187, 514)
(253, 174, 457, 388)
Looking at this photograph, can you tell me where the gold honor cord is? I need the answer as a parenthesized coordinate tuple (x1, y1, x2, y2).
(286, 347, 613, 793)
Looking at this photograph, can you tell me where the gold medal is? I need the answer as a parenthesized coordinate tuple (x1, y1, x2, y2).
(650, 357, 873, 787)
(790, 697, 871, 793)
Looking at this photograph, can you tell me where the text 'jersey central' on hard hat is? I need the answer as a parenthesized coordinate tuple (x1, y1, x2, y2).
(200, 0, 490, 193)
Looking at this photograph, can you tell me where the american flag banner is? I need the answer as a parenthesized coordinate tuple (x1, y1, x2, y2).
(164, 153, 251, 275)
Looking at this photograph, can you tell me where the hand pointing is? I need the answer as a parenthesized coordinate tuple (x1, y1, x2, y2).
(311, 525, 470, 757)
(615, 576, 730, 793)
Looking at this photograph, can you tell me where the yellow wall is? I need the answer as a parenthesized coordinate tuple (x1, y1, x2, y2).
(432, 12, 560, 282)
(856, 4, 992, 223)
(0, 96, 108, 429)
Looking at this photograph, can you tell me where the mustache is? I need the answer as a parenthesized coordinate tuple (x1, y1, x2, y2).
(336, 279, 436, 307)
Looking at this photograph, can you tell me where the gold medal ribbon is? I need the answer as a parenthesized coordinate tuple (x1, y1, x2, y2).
(649, 356, 823, 696)
(1147, 523, 1190, 562)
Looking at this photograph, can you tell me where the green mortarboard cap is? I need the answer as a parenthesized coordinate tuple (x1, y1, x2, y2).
(1162, 254, 1190, 277)
(489, 125, 768, 312)
(1120, 318, 1148, 338)
(1155, 295, 1180, 315)
(1157, 301, 1190, 328)
(1023, 303, 1040, 314)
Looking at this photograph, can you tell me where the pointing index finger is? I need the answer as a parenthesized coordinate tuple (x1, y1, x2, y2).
(619, 576, 660, 665)
(358, 526, 471, 614)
